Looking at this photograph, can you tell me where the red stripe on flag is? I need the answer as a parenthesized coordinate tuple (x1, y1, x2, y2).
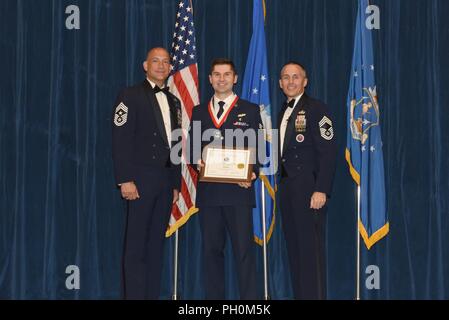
(171, 201, 183, 220)
(189, 64, 199, 96)
(180, 177, 193, 209)
(187, 164, 198, 182)
(173, 72, 195, 113)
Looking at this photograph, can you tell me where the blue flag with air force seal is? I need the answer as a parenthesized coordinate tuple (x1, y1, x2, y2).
(346, 0, 389, 249)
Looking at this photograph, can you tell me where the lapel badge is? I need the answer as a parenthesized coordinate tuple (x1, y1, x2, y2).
(296, 134, 305, 143)
(214, 130, 223, 140)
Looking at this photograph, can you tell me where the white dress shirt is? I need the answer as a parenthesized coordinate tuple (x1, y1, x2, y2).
(280, 92, 304, 155)
(147, 78, 172, 147)
(212, 93, 237, 123)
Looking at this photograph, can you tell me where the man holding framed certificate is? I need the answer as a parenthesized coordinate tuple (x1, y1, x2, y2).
(199, 146, 254, 184)
(188, 58, 263, 299)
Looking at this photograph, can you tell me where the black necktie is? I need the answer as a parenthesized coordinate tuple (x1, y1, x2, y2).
(217, 101, 225, 119)
(154, 86, 170, 94)
(287, 99, 296, 108)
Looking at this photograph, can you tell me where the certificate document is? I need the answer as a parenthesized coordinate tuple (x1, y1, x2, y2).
(199, 147, 253, 184)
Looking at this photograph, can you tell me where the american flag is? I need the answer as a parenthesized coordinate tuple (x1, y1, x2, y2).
(166, 0, 200, 237)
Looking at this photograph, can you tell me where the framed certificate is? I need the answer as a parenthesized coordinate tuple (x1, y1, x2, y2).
(199, 146, 253, 184)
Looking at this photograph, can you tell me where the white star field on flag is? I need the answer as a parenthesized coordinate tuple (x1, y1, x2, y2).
(171, 3, 197, 73)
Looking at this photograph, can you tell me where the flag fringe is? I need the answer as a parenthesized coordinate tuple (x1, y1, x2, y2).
(254, 174, 276, 246)
(165, 206, 199, 237)
(345, 148, 361, 185)
(259, 173, 276, 199)
(254, 210, 276, 246)
(359, 220, 389, 250)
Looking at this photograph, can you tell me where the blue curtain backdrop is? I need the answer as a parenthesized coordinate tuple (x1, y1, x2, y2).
(1, 0, 448, 299)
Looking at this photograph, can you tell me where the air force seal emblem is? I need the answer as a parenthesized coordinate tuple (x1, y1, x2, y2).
(349, 86, 380, 145)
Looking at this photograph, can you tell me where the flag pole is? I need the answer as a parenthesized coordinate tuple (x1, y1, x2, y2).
(172, 230, 179, 300)
(356, 185, 361, 300)
(261, 180, 269, 300)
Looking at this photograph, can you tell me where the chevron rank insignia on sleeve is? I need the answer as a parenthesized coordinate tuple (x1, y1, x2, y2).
(319, 116, 334, 140)
(114, 102, 128, 127)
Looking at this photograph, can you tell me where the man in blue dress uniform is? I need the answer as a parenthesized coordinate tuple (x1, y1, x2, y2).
(189, 59, 263, 299)
(277, 61, 337, 300)
(112, 47, 181, 299)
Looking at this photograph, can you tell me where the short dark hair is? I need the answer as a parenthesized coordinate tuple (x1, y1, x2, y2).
(210, 58, 237, 75)
(280, 61, 307, 78)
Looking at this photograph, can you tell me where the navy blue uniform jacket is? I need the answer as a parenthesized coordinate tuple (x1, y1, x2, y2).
(278, 94, 337, 196)
(112, 80, 182, 190)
